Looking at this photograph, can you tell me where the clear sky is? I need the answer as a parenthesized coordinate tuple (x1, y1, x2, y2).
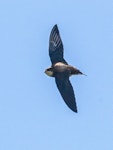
(0, 0, 112, 150)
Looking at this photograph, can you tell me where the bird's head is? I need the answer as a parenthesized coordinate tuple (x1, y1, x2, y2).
(44, 67, 54, 77)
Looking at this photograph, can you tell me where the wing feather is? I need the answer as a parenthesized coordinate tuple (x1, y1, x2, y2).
(55, 74, 77, 112)
(49, 24, 68, 64)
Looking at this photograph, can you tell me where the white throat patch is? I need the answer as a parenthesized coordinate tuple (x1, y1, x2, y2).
(45, 70, 53, 77)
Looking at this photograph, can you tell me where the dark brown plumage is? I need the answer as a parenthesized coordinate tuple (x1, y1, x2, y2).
(45, 24, 84, 113)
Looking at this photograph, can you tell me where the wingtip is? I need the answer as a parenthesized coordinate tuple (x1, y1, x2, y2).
(50, 24, 59, 35)
(69, 105, 78, 113)
(75, 110, 78, 113)
(54, 24, 58, 27)
(72, 108, 78, 113)
(53, 24, 58, 30)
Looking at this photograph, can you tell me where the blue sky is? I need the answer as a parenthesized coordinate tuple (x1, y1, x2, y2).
(0, 0, 112, 150)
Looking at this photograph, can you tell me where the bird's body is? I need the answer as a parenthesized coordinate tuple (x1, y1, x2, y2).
(45, 24, 84, 113)
(45, 62, 83, 77)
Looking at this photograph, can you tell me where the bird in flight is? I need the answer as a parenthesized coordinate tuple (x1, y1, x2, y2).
(45, 24, 84, 113)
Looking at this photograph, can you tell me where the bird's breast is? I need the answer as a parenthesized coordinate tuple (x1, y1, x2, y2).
(54, 62, 68, 72)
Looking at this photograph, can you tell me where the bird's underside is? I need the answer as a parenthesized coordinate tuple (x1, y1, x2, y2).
(45, 24, 84, 113)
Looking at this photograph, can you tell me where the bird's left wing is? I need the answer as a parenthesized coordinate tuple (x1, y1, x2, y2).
(55, 74, 77, 112)
(49, 24, 68, 65)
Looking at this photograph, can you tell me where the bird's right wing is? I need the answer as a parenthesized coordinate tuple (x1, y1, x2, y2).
(49, 24, 68, 65)
(55, 74, 77, 112)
